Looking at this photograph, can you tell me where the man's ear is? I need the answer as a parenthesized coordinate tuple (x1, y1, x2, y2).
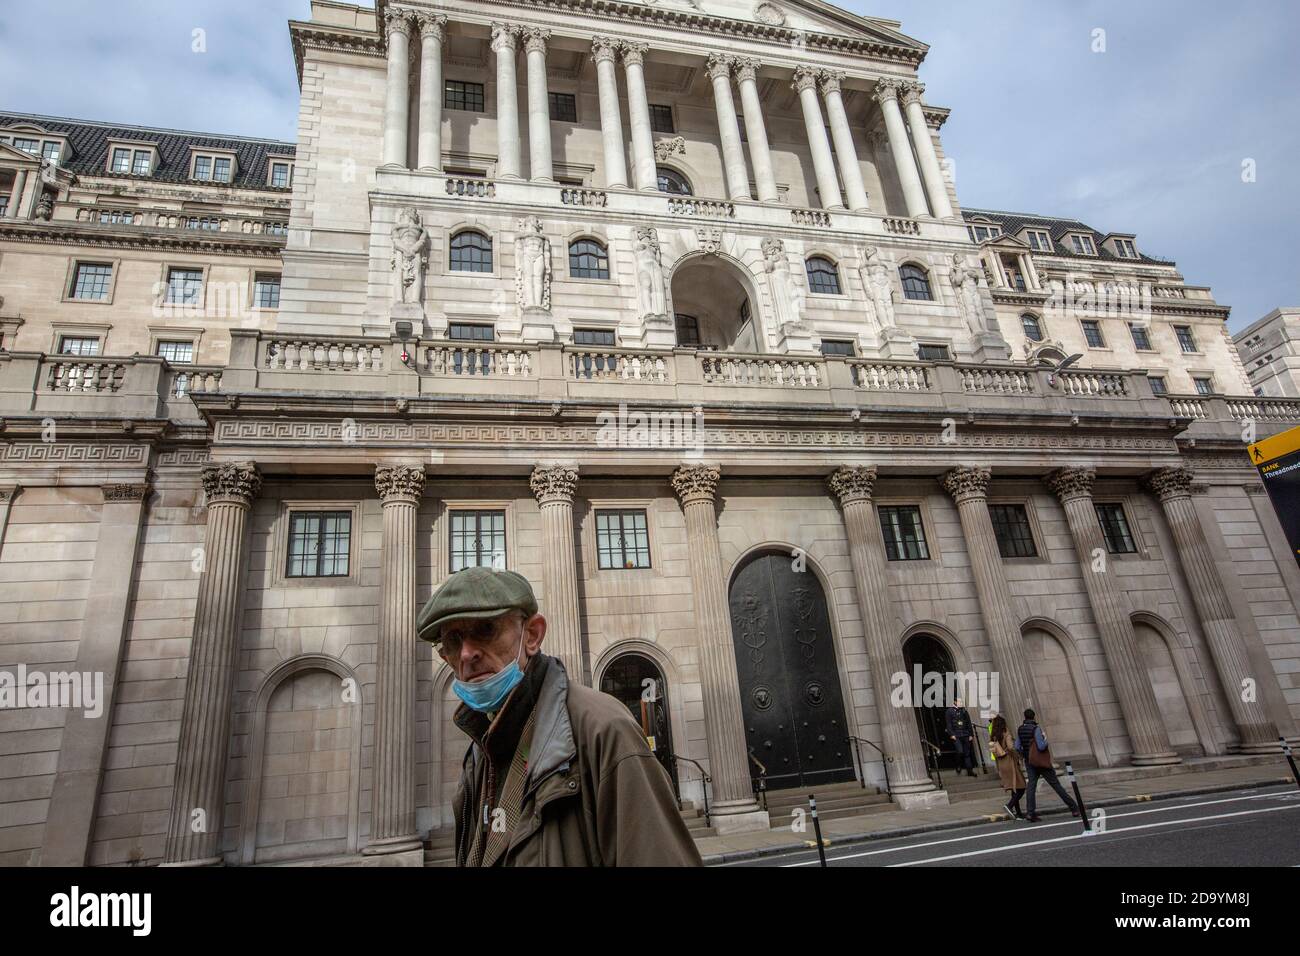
(523, 613, 547, 656)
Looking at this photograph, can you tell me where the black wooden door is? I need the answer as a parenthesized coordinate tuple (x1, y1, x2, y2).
(729, 552, 855, 790)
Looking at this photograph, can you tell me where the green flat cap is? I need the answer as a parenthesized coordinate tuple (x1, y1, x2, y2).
(416, 566, 538, 645)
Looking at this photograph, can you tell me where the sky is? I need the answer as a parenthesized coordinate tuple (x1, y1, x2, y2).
(1, 0, 1296, 330)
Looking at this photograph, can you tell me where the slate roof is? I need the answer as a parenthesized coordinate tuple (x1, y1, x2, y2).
(962, 207, 1175, 267)
(0, 111, 296, 192)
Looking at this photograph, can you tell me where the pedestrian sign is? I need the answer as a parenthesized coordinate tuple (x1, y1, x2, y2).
(1248, 423, 1300, 569)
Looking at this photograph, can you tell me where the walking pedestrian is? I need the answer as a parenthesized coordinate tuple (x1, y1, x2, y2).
(989, 713, 1026, 819)
(1015, 708, 1080, 822)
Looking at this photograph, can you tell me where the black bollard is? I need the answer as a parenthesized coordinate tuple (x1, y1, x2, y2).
(1283, 736, 1300, 791)
(809, 795, 827, 867)
(1065, 761, 1091, 834)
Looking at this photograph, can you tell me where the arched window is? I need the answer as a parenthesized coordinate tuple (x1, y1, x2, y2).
(899, 263, 932, 301)
(568, 238, 609, 279)
(805, 256, 841, 295)
(1021, 313, 1044, 342)
(449, 230, 492, 272)
(656, 166, 692, 196)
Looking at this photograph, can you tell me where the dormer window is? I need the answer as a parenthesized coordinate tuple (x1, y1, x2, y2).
(106, 141, 156, 176)
(40, 142, 61, 165)
(11, 137, 39, 155)
(1069, 234, 1097, 256)
(1025, 229, 1052, 252)
(1115, 238, 1137, 258)
(967, 222, 1001, 242)
(191, 150, 236, 183)
(1, 128, 67, 167)
(269, 161, 292, 188)
(110, 148, 131, 173)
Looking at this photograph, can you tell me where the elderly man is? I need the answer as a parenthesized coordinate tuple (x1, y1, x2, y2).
(418, 566, 702, 867)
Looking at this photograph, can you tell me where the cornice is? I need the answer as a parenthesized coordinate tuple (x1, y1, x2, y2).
(289, 19, 386, 86)
(0, 221, 286, 258)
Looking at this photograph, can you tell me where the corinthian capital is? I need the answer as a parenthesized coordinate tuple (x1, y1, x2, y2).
(671, 464, 720, 505)
(827, 465, 877, 506)
(872, 77, 901, 104)
(414, 12, 447, 40)
(523, 27, 550, 54)
(383, 6, 414, 39)
(530, 464, 579, 505)
(900, 80, 925, 107)
(591, 35, 620, 65)
(1044, 467, 1095, 503)
(1142, 466, 1194, 502)
(817, 69, 846, 94)
(733, 57, 761, 83)
(202, 461, 262, 507)
(791, 66, 819, 93)
(941, 466, 991, 504)
(705, 53, 733, 80)
(375, 465, 426, 503)
(620, 40, 648, 66)
(490, 23, 519, 52)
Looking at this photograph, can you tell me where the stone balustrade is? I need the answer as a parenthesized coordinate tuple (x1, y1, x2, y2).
(851, 360, 932, 391)
(700, 353, 822, 388)
(791, 208, 831, 227)
(560, 187, 608, 208)
(667, 197, 735, 220)
(70, 205, 287, 236)
(959, 364, 1036, 395)
(425, 343, 533, 378)
(444, 177, 495, 198)
(883, 216, 921, 235)
(263, 336, 386, 372)
(570, 348, 671, 383)
(1169, 397, 1208, 419)
(1058, 370, 1128, 397)
(45, 358, 127, 393)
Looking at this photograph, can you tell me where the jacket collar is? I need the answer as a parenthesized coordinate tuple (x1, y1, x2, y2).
(521, 654, 577, 793)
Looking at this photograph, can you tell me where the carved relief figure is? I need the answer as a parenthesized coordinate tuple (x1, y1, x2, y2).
(762, 237, 806, 331)
(389, 207, 430, 306)
(634, 226, 667, 317)
(515, 215, 551, 311)
(860, 245, 897, 331)
(951, 252, 987, 335)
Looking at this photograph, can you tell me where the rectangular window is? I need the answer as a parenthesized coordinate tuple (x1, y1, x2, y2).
(286, 511, 352, 577)
(41, 141, 61, 165)
(132, 150, 152, 175)
(193, 156, 212, 180)
(674, 313, 700, 347)
(212, 157, 232, 182)
(595, 509, 651, 570)
(1115, 238, 1137, 258)
(649, 104, 675, 134)
(12, 137, 38, 154)
(878, 505, 930, 561)
(548, 92, 577, 122)
(165, 268, 204, 305)
(574, 328, 616, 347)
(448, 323, 494, 341)
(967, 225, 1000, 242)
(1175, 325, 1198, 353)
(1128, 323, 1152, 351)
(59, 336, 101, 356)
(156, 340, 194, 363)
(270, 162, 291, 188)
(1026, 230, 1052, 251)
(1070, 234, 1096, 255)
(69, 262, 113, 300)
(253, 273, 281, 309)
(1095, 502, 1136, 555)
(1148, 375, 1167, 395)
(819, 339, 856, 357)
(111, 147, 132, 173)
(1193, 376, 1213, 395)
(449, 510, 506, 572)
(444, 79, 485, 112)
(1081, 320, 1106, 348)
(917, 343, 950, 361)
(989, 504, 1037, 559)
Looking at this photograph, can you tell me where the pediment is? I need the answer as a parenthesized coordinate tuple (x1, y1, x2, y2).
(0, 142, 43, 167)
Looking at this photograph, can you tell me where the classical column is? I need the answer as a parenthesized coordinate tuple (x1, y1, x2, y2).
(491, 24, 522, 180)
(940, 467, 1037, 724)
(10, 171, 28, 219)
(621, 42, 657, 191)
(381, 7, 413, 168)
(734, 58, 778, 203)
(591, 37, 628, 189)
(873, 79, 928, 219)
(0, 485, 18, 555)
(1143, 468, 1278, 752)
(792, 66, 844, 210)
(901, 82, 954, 219)
(42, 482, 150, 866)
(827, 467, 938, 799)
(671, 466, 767, 827)
(705, 55, 751, 201)
(530, 465, 586, 684)
(1044, 468, 1180, 765)
(367, 465, 425, 854)
(164, 462, 261, 864)
(522, 28, 554, 183)
(818, 70, 869, 212)
(414, 12, 447, 171)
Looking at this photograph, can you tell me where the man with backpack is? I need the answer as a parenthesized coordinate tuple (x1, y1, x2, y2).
(1016, 708, 1080, 822)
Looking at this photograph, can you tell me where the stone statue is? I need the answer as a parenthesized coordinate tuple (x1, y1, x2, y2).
(389, 207, 430, 306)
(950, 252, 987, 335)
(515, 215, 551, 311)
(860, 246, 896, 331)
(762, 237, 804, 329)
(634, 226, 666, 318)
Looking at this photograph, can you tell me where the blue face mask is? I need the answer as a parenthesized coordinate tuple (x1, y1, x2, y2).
(451, 621, 528, 713)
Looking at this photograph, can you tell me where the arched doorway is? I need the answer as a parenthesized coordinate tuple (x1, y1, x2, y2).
(728, 550, 854, 790)
(902, 633, 964, 769)
(1135, 621, 1203, 755)
(1022, 625, 1096, 763)
(670, 255, 758, 352)
(599, 652, 678, 798)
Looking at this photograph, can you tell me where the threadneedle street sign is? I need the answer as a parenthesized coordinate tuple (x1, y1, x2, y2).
(1249, 423, 1300, 568)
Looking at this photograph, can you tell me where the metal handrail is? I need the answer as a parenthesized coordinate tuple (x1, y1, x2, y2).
(747, 749, 769, 812)
(845, 734, 890, 795)
(919, 737, 944, 790)
(669, 754, 712, 826)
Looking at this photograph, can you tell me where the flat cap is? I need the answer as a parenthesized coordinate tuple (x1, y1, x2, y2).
(416, 566, 538, 645)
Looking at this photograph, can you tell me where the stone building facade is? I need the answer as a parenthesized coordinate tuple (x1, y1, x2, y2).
(1235, 308, 1300, 398)
(1, 0, 1299, 866)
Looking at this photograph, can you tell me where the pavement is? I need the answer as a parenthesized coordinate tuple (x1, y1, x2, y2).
(697, 753, 1299, 865)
